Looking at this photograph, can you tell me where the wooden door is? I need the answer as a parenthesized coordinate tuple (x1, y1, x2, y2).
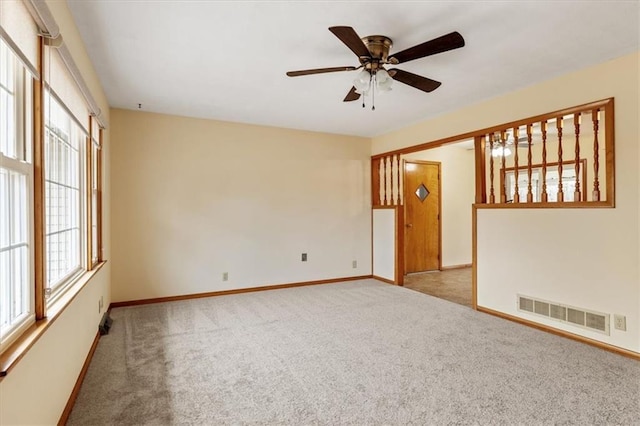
(404, 161, 441, 273)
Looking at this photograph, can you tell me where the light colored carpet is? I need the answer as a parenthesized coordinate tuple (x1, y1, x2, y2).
(68, 279, 640, 425)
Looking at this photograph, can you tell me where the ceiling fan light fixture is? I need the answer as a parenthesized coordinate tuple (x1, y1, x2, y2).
(491, 146, 512, 157)
(353, 69, 371, 92)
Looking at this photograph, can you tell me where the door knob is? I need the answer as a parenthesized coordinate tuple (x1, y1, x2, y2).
(405, 223, 413, 228)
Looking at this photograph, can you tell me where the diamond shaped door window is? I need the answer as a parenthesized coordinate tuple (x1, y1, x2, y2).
(415, 184, 430, 202)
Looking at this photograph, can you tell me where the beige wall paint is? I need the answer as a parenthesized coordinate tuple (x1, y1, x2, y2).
(110, 109, 371, 302)
(373, 52, 639, 352)
(403, 143, 475, 267)
(0, 1, 112, 424)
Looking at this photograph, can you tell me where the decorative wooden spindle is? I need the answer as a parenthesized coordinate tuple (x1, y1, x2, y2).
(382, 156, 387, 205)
(541, 120, 548, 202)
(573, 113, 581, 202)
(398, 156, 402, 204)
(500, 130, 507, 203)
(556, 117, 564, 202)
(526, 123, 533, 203)
(397, 156, 402, 205)
(386, 156, 392, 205)
(395, 155, 400, 205)
(390, 155, 396, 205)
(592, 109, 601, 201)
(391, 155, 396, 205)
(489, 133, 495, 204)
(513, 127, 520, 203)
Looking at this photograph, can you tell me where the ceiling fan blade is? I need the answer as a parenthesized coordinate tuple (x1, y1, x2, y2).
(389, 69, 442, 93)
(329, 26, 371, 58)
(286, 66, 357, 77)
(343, 86, 360, 102)
(388, 31, 465, 64)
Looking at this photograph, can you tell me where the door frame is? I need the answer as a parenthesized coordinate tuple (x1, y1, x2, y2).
(403, 159, 443, 273)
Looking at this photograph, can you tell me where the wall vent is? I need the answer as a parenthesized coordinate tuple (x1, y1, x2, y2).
(517, 294, 609, 335)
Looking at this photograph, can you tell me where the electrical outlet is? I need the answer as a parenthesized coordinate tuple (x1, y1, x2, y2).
(301, 253, 307, 262)
(352, 260, 357, 269)
(222, 272, 228, 281)
(614, 314, 627, 331)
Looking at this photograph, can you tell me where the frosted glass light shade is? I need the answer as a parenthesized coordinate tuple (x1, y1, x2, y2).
(491, 146, 512, 157)
(376, 69, 392, 92)
(353, 70, 371, 92)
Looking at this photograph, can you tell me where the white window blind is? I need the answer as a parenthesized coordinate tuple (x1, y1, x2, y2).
(91, 116, 102, 142)
(0, 0, 39, 77)
(45, 47, 90, 133)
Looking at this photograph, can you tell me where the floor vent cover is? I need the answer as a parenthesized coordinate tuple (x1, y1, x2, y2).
(517, 295, 609, 335)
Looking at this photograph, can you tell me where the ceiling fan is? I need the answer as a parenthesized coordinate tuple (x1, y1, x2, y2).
(286, 26, 465, 107)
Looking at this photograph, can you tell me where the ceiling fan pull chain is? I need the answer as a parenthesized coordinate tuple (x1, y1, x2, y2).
(372, 73, 376, 111)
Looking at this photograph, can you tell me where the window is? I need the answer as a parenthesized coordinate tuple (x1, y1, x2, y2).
(0, 38, 34, 350)
(44, 92, 86, 301)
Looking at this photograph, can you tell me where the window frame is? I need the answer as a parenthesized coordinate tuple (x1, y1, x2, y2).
(42, 89, 88, 305)
(89, 124, 102, 268)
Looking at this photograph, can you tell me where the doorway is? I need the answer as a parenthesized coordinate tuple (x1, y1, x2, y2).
(404, 160, 441, 273)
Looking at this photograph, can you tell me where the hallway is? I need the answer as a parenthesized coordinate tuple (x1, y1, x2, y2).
(403, 267, 472, 307)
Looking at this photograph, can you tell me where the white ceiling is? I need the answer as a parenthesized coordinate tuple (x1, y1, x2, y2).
(68, 1, 639, 138)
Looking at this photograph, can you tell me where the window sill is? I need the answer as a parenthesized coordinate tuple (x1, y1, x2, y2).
(0, 261, 107, 379)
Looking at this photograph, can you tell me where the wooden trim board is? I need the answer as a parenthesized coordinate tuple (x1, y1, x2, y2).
(372, 275, 396, 285)
(110, 275, 373, 308)
(477, 306, 640, 361)
(58, 331, 101, 426)
(441, 264, 472, 271)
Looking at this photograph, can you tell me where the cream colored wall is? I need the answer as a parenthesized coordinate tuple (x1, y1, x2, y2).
(403, 143, 475, 267)
(110, 109, 371, 302)
(373, 209, 396, 280)
(373, 52, 639, 353)
(0, 1, 112, 424)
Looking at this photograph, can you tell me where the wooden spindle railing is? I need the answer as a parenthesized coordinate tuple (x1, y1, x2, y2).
(592, 109, 601, 201)
(372, 96, 613, 209)
(526, 124, 533, 203)
(556, 117, 564, 202)
(371, 154, 404, 207)
(574, 114, 581, 202)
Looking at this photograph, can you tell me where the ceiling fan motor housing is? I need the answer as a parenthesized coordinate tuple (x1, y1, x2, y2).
(360, 35, 393, 70)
